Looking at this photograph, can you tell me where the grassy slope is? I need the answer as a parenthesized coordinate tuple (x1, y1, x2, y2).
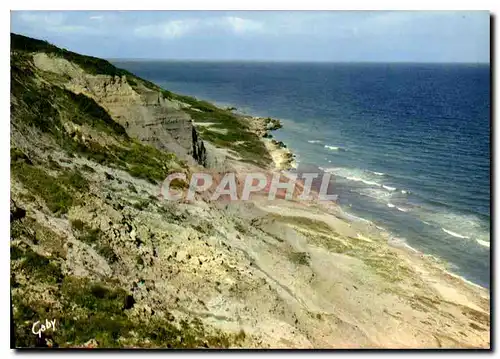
(12, 33, 271, 167)
(9, 33, 247, 348)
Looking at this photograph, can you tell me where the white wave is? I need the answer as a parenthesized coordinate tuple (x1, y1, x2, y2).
(401, 190, 408, 194)
(393, 238, 420, 253)
(477, 239, 490, 248)
(444, 270, 487, 290)
(382, 185, 396, 192)
(308, 140, 322, 144)
(356, 187, 393, 201)
(324, 167, 389, 189)
(339, 209, 372, 224)
(346, 177, 380, 186)
(388, 236, 406, 246)
(442, 228, 470, 239)
(373, 171, 385, 176)
(396, 207, 409, 212)
(324, 145, 339, 151)
(387, 203, 395, 208)
(417, 210, 489, 245)
(404, 243, 420, 253)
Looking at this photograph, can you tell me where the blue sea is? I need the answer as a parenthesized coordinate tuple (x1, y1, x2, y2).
(113, 61, 491, 288)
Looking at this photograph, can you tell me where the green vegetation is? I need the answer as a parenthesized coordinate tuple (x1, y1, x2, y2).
(270, 213, 416, 282)
(127, 183, 138, 193)
(164, 92, 272, 167)
(80, 164, 96, 173)
(133, 199, 150, 211)
(60, 169, 90, 192)
(11, 39, 184, 186)
(62, 89, 128, 137)
(11, 33, 137, 79)
(192, 219, 215, 236)
(47, 155, 62, 170)
(116, 142, 176, 183)
(75, 225, 101, 245)
(11, 147, 90, 215)
(12, 276, 132, 348)
(288, 251, 310, 266)
(70, 219, 85, 231)
(234, 221, 247, 234)
(268, 214, 333, 235)
(10, 245, 25, 260)
(12, 54, 183, 186)
(13, 246, 63, 284)
(11, 218, 66, 259)
(59, 136, 181, 185)
(70, 219, 119, 263)
(12, 274, 244, 348)
(10, 33, 252, 349)
(296, 228, 351, 254)
(10, 147, 32, 164)
(11, 62, 61, 133)
(11, 160, 73, 214)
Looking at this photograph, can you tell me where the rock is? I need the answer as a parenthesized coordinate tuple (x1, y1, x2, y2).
(123, 295, 136, 310)
(10, 200, 26, 222)
(83, 339, 98, 348)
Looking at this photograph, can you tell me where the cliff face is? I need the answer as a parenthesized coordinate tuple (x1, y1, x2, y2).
(32, 52, 204, 167)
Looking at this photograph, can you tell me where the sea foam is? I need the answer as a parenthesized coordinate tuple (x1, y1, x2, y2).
(477, 239, 490, 248)
(442, 228, 470, 239)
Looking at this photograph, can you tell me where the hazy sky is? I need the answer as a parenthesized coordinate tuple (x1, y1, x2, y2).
(10, 10, 490, 63)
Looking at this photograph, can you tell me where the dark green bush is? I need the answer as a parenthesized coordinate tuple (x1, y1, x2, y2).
(18, 247, 63, 284)
(11, 162, 73, 214)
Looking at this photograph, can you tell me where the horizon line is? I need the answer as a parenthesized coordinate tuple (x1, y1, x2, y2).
(108, 58, 490, 65)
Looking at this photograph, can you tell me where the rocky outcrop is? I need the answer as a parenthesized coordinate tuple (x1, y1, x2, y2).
(192, 126, 207, 167)
(33, 53, 205, 167)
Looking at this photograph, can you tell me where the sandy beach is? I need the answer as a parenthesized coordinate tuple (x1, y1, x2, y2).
(189, 109, 491, 348)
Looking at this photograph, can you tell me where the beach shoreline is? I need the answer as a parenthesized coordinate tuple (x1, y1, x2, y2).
(242, 108, 486, 287)
(203, 100, 490, 295)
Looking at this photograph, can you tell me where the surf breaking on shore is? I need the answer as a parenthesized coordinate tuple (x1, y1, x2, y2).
(225, 108, 491, 290)
(166, 92, 489, 348)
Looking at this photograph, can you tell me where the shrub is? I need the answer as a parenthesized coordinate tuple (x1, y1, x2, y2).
(288, 251, 310, 266)
(11, 162, 73, 214)
(18, 247, 63, 284)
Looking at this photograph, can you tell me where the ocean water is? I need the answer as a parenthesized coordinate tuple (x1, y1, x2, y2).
(113, 61, 491, 288)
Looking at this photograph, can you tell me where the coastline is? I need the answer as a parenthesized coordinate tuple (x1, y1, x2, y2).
(10, 34, 490, 349)
(202, 101, 490, 293)
(243, 114, 297, 171)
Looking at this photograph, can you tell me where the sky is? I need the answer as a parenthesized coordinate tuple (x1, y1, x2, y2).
(10, 11, 490, 63)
